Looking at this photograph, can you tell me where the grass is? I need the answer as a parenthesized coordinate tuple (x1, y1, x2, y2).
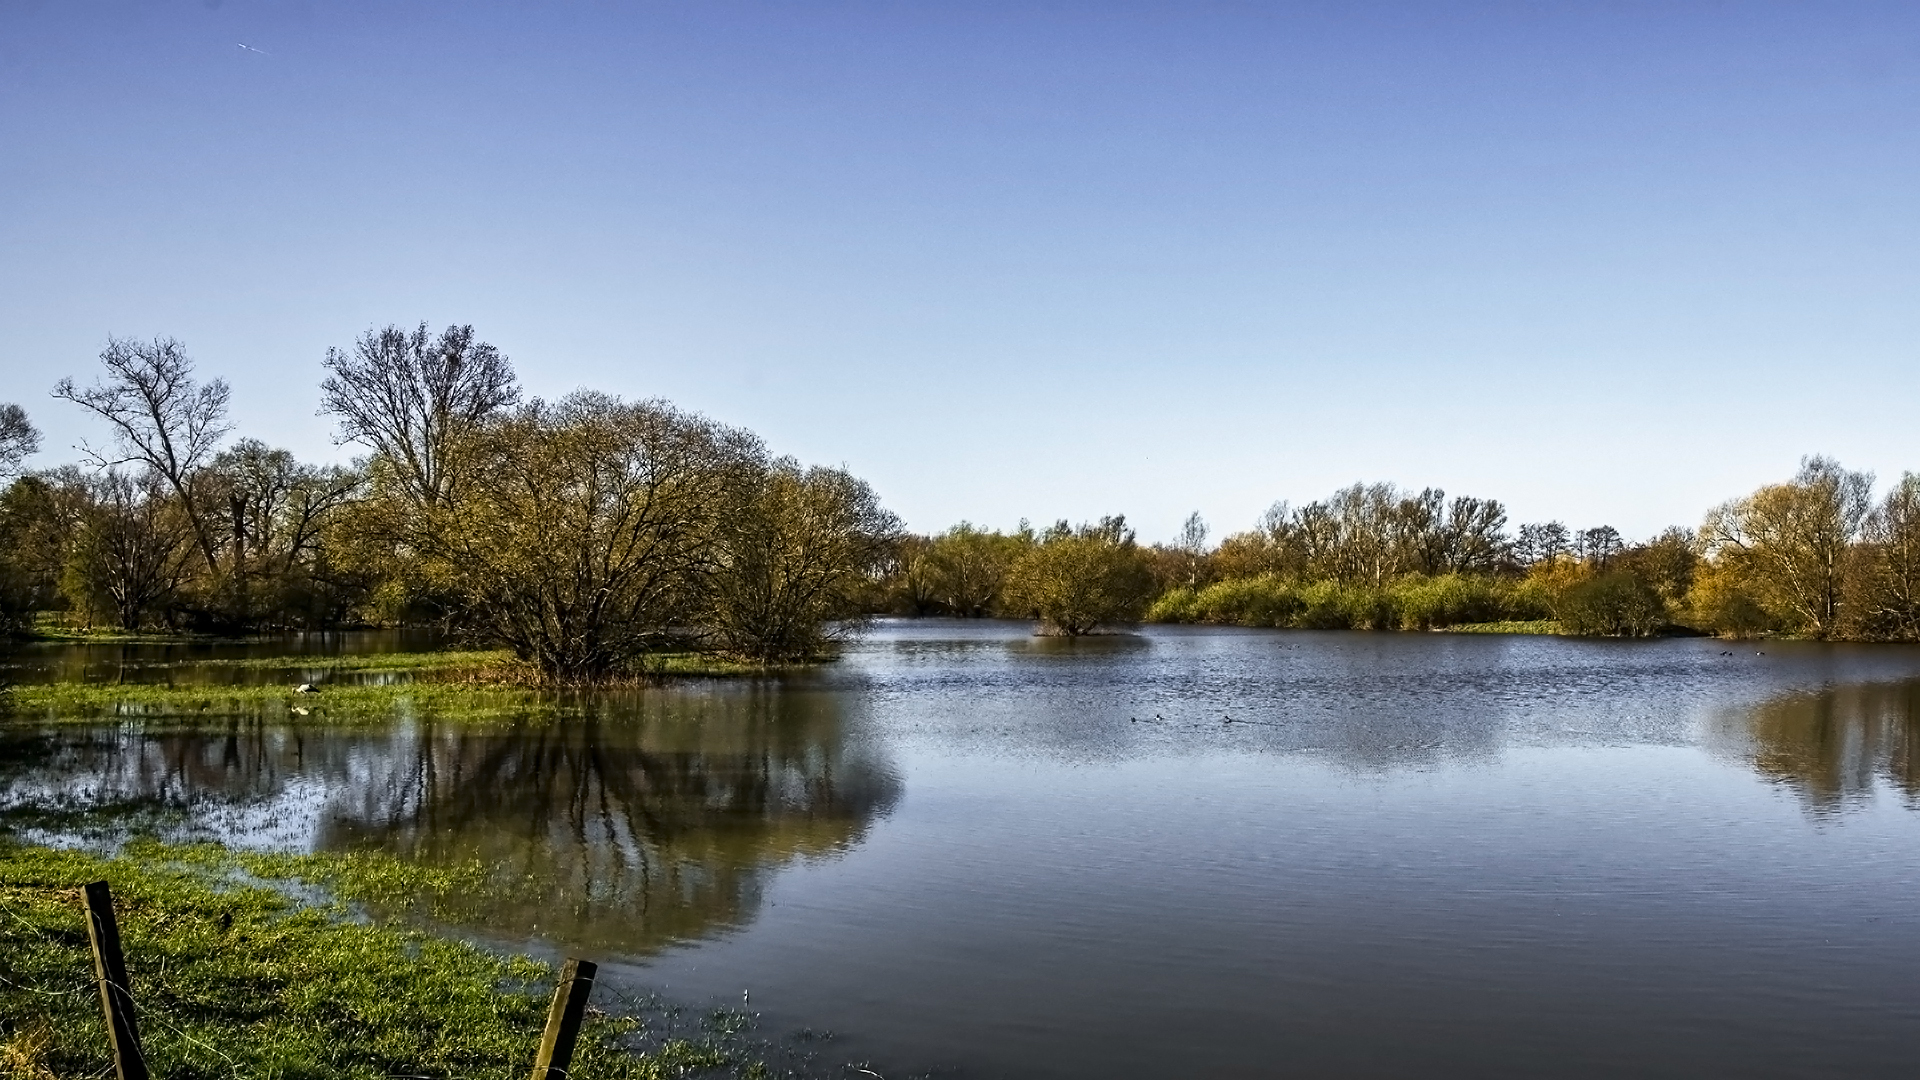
(2, 649, 809, 723)
(1439, 620, 1563, 635)
(4, 679, 549, 724)
(0, 838, 749, 1079)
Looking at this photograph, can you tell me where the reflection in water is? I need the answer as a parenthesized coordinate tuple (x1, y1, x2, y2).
(1711, 680, 1920, 811)
(0, 686, 900, 954)
(0, 629, 450, 688)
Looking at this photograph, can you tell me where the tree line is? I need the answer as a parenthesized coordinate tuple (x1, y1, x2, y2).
(878, 457, 1920, 641)
(8, 329, 1917, 654)
(0, 327, 898, 679)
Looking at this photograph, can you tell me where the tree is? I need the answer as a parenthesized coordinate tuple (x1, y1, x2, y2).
(1174, 511, 1210, 589)
(1855, 472, 1920, 639)
(64, 470, 197, 630)
(0, 403, 40, 478)
(1514, 522, 1571, 567)
(1002, 516, 1155, 635)
(203, 439, 364, 624)
(707, 460, 901, 661)
(1554, 571, 1666, 637)
(425, 392, 764, 681)
(1614, 527, 1698, 611)
(1575, 525, 1624, 569)
(320, 323, 519, 511)
(1437, 496, 1509, 573)
(53, 337, 231, 573)
(1700, 456, 1873, 637)
(922, 523, 1027, 616)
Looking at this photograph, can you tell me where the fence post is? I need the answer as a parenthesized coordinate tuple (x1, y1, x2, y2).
(83, 880, 149, 1080)
(529, 957, 597, 1080)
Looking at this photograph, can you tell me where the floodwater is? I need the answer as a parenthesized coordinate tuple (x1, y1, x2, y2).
(5, 620, 1920, 1079)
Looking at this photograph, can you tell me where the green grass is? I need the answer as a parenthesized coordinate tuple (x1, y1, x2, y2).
(1440, 619, 1562, 635)
(4, 680, 549, 724)
(3, 649, 813, 723)
(0, 839, 746, 1079)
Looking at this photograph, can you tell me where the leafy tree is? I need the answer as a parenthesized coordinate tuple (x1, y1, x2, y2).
(1554, 571, 1666, 636)
(1003, 516, 1155, 635)
(1614, 527, 1697, 610)
(1701, 456, 1873, 637)
(63, 470, 197, 630)
(202, 440, 364, 625)
(0, 403, 40, 478)
(706, 460, 901, 661)
(1853, 472, 1920, 639)
(425, 392, 764, 681)
(922, 523, 1027, 616)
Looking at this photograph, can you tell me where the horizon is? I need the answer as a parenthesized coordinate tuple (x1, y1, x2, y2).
(5, 2, 1918, 543)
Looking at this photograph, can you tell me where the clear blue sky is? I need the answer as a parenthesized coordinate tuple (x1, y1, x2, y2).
(4, 2, 1917, 542)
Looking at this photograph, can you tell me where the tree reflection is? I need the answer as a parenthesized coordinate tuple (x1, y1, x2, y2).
(0, 685, 900, 954)
(1714, 680, 1920, 812)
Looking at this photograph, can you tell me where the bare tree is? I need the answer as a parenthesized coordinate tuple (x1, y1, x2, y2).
(1575, 525, 1624, 569)
(1515, 521, 1571, 567)
(320, 323, 519, 510)
(0, 403, 41, 477)
(1175, 511, 1210, 589)
(52, 337, 231, 571)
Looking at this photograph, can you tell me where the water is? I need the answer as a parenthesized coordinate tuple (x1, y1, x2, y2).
(5, 621, 1920, 1078)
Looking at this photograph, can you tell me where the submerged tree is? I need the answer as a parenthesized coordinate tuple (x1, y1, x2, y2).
(707, 460, 900, 661)
(1003, 516, 1155, 635)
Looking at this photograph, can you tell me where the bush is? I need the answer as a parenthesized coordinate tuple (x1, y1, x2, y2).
(1554, 572, 1667, 636)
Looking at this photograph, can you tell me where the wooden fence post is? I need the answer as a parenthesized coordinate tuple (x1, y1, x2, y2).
(529, 957, 597, 1080)
(83, 880, 149, 1080)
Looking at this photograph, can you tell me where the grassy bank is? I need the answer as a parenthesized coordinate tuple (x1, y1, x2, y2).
(0, 839, 747, 1079)
(2, 650, 811, 722)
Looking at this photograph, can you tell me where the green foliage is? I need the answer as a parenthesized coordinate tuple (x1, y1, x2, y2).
(1147, 573, 1548, 631)
(0, 840, 739, 1079)
(1553, 572, 1667, 637)
(918, 523, 1029, 617)
(705, 460, 900, 661)
(1002, 517, 1155, 635)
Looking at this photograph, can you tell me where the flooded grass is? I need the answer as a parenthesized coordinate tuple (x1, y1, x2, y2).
(0, 839, 751, 1079)
(2, 649, 808, 722)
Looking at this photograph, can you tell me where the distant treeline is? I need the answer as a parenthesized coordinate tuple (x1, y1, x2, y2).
(0, 328, 898, 679)
(7, 328, 1916, 659)
(880, 458, 1920, 641)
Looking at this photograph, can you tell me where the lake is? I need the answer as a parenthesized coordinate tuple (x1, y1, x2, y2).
(5, 619, 1920, 1078)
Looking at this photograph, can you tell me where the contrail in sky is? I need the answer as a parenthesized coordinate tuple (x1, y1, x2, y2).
(237, 43, 270, 55)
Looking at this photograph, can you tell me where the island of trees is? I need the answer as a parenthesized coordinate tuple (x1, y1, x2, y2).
(3, 326, 1918, 677)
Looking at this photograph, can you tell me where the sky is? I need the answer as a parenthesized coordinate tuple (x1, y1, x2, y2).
(3, 1, 1918, 543)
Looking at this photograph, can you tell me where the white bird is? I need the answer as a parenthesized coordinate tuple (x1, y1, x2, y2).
(294, 682, 319, 694)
